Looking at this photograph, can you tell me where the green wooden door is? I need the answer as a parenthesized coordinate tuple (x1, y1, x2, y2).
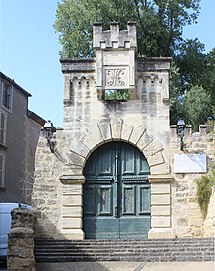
(83, 142, 151, 240)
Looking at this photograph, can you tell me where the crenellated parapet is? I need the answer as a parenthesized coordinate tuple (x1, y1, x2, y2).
(137, 57, 171, 102)
(60, 59, 96, 107)
(93, 22, 137, 99)
(170, 124, 214, 154)
(93, 22, 137, 50)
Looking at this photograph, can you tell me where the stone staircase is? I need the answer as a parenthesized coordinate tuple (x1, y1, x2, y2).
(34, 238, 214, 262)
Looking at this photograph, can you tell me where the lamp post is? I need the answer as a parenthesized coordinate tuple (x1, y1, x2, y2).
(177, 119, 186, 151)
(43, 120, 56, 153)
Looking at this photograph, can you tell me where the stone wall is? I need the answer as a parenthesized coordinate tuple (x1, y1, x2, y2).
(33, 124, 214, 239)
(7, 208, 35, 271)
(32, 23, 214, 240)
(170, 125, 215, 238)
(32, 129, 64, 239)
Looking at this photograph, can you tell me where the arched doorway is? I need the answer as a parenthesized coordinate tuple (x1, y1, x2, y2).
(83, 142, 151, 240)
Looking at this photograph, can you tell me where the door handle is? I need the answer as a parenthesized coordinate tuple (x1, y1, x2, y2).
(115, 206, 118, 218)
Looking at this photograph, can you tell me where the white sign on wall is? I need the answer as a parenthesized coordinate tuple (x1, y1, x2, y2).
(174, 154, 207, 173)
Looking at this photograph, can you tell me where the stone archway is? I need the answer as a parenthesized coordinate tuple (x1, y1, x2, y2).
(59, 120, 174, 240)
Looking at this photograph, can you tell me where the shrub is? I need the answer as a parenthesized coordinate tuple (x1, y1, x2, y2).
(196, 163, 215, 219)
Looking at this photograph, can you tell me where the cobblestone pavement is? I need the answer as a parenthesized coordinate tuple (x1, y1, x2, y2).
(36, 261, 215, 271)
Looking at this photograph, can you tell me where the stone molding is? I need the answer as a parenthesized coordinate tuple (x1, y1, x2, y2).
(137, 57, 171, 72)
(60, 122, 171, 240)
(148, 175, 175, 239)
(61, 121, 170, 178)
(60, 175, 85, 185)
(148, 175, 173, 183)
(61, 183, 84, 240)
(60, 58, 96, 74)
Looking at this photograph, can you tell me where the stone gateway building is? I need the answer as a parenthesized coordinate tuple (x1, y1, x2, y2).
(32, 23, 214, 241)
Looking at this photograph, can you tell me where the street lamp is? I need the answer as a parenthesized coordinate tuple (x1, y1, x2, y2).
(177, 119, 186, 151)
(43, 120, 56, 153)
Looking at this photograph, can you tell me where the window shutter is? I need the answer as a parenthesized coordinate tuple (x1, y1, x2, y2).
(0, 112, 6, 145)
(0, 154, 4, 186)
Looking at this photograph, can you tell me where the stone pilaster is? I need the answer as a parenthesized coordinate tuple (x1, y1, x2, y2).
(148, 175, 175, 239)
(7, 208, 36, 271)
(59, 175, 85, 240)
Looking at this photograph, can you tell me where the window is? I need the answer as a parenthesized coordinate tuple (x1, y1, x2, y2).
(1, 81, 13, 111)
(0, 112, 7, 146)
(0, 153, 5, 187)
(104, 89, 130, 101)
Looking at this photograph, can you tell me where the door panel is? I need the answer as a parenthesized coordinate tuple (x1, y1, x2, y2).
(139, 186, 151, 214)
(123, 186, 136, 215)
(98, 186, 113, 215)
(84, 186, 96, 216)
(83, 142, 151, 240)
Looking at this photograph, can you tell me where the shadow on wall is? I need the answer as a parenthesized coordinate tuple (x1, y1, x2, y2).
(34, 214, 110, 271)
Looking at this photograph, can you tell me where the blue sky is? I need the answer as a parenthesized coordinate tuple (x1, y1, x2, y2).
(0, 0, 214, 127)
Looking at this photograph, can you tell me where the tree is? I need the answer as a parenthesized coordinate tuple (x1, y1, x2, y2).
(204, 48, 215, 111)
(183, 85, 213, 131)
(53, 0, 200, 58)
(54, 0, 215, 129)
(174, 38, 207, 93)
(171, 42, 215, 126)
(169, 63, 185, 124)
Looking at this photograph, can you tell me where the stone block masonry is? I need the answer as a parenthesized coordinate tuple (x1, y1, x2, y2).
(7, 208, 36, 271)
(171, 125, 215, 238)
(32, 23, 214, 241)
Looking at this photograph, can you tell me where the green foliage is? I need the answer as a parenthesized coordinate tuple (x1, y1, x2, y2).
(196, 163, 215, 219)
(54, 0, 95, 57)
(169, 63, 184, 124)
(174, 38, 207, 93)
(171, 42, 215, 126)
(104, 89, 130, 101)
(54, 0, 215, 129)
(203, 48, 215, 113)
(54, 0, 200, 58)
(183, 85, 213, 131)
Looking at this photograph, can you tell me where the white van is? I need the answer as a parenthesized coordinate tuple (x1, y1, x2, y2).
(0, 203, 31, 261)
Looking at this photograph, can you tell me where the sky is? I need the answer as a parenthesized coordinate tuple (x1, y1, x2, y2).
(0, 0, 215, 128)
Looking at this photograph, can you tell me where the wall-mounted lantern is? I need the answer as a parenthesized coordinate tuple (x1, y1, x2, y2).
(177, 119, 186, 151)
(43, 120, 56, 153)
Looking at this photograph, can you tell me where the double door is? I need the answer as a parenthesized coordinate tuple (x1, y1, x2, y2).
(83, 142, 151, 239)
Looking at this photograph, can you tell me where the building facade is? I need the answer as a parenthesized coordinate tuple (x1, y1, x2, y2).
(0, 72, 45, 204)
(32, 23, 214, 240)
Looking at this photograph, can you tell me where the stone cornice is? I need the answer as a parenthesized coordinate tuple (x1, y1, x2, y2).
(60, 57, 171, 74)
(59, 175, 85, 184)
(148, 175, 173, 183)
(137, 57, 172, 72)
(60, 58, 96, 74)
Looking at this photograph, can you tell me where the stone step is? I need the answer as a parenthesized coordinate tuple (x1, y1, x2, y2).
(35, 255, 214, 263)
(34, 238, 214, 262)
(35, 251, 213, 257)
(35, 248, 214, 254)
(36, 238, 214, 244)
(35, 245, 214, 251)
(35, 241, 213, 248)
(35, 243, 213, 247)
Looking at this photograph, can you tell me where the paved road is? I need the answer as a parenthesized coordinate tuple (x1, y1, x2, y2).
(36, 261, 215, 271)
(1, 261, 214, 270)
